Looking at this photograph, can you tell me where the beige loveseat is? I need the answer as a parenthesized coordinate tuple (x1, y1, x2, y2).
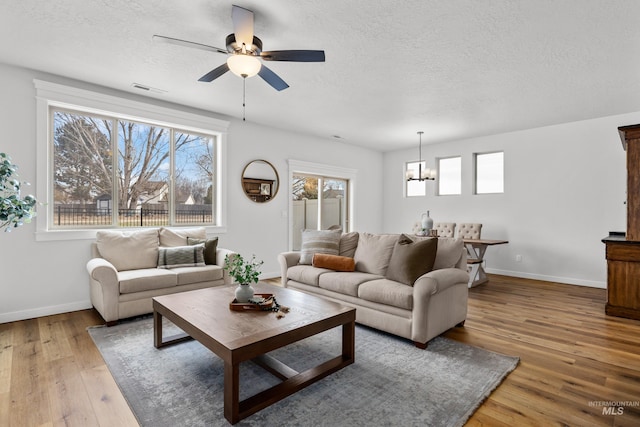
(278, 231, 469, 348)
(87, 227, 236, 325)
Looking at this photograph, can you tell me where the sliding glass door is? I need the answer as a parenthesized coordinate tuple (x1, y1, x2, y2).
(291, 174, 349, 250)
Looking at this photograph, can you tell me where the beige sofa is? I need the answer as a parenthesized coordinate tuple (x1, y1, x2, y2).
(87, 227, 236, 325)
(278, 231, 469, 348)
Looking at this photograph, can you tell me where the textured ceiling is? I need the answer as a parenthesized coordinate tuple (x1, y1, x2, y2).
(2, 0, 640, 151)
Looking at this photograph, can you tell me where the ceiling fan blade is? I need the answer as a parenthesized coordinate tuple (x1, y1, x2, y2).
(261, 50, 326, 62)
(198, 63, 230, 82)
(258, 65, 289, 91)
(231, 5, 254, 49)
(152, 35, 228, 55)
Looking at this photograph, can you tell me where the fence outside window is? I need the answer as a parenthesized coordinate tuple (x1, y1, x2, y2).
(54, 205, 213, 227)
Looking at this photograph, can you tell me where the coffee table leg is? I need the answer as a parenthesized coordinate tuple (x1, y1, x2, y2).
(224, 360, 240, 424)
(153, 310, 162, 348)
(343, 319, 355, 362)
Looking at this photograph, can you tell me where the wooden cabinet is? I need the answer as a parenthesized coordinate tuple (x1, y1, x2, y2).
(619, 124, 640, 240)
(602, 124, 640, 320)
(242, 177, 274, 202)
(603, 233, 640, 320)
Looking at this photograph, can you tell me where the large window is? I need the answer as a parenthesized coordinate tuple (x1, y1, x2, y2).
(51, 109, 216, 228)
(475, 151, 504, 194)
(437, 156, 462, 195)
(35, 80, 228, 239)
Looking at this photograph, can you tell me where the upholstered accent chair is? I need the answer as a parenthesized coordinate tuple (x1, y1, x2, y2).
(434, 222, 456, 238)
(458, 223, 482, 240)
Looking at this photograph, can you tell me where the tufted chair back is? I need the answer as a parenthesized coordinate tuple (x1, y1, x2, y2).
(434, 222, 456, 238)
(458, 223, 482, 240)
(411, 221, 422, 234)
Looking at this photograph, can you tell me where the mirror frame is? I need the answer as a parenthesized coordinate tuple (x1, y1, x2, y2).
(241, 159, 280, 203)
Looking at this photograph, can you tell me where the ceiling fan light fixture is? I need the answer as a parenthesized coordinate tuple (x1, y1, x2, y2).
(227, 54, 261, 78)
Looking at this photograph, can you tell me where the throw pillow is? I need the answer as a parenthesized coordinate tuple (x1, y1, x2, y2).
(187, 237, 218, 265)
(159, 227, 206, 247)
(414, 236, 464, 270)
(299, 229, 342, 264)
(157, 244, 205, 269)
(386, 234, 438, 286)
(312, 253, 356, 272)
(96, 228, 159, 271)
(339, 231, 359, 258)
(353, 233, 399, 276)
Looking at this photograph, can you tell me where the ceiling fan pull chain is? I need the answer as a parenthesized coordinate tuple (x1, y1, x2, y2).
(242, 77, 246, 121)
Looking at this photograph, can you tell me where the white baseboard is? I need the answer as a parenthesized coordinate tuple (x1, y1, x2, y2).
(0, 300, 93, 324)
(259, 271, 281, 280)
(486, 268, 606, 289)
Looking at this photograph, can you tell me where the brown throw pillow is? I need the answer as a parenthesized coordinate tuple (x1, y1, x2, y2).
(312, 253, 356, 272)
(187, 237, 218, 265)
(385, 234, 438, 286)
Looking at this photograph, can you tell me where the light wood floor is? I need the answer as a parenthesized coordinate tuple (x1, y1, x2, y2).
(1, 275, 639, 426)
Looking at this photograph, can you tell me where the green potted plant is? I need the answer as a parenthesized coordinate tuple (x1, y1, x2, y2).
(224, 253, 264, 302)
(0, 153, 37, 233)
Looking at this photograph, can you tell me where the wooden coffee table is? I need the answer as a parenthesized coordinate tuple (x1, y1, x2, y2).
(152, 282, 356, 424)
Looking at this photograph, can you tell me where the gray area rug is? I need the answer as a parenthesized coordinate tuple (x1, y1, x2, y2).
(89, 316, 518, 427)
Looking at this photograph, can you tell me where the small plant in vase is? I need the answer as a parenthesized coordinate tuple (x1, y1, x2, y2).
(224, 253, 264, 303)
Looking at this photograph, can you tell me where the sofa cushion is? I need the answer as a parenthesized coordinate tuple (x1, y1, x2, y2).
(339, 232, 359, 258)
(353, 233, 399, 276)
(318, 271, 382, 297)
(299, 229, 342, 264)
(287, 264, 332, 286)
(357, 278, 414, 310)
(118, 268, 177, 294)
(159, 227, 206, 247)
(386, 235, 438, 286)
(171, 265, 224, 285)
(187, 237, 218, 265)
(96, 229, 159, 271)
(312, 253, 355, 272)
(157, 244, 205, 269)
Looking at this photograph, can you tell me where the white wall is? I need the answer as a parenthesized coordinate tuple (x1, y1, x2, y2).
(0, 62, 383, 323)
(383, 114, 634, 288)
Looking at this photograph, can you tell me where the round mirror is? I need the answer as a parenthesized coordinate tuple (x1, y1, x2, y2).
(241, 159, 279, 203)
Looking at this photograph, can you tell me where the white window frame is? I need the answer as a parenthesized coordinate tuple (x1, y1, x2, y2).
(437, 156, 462, 196)
(34, 79, 229, 241)
(474, 151, 504, 194)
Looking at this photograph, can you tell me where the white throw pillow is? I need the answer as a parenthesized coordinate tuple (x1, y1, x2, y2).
(159, 227, 206, 247)
(96, 229, 159, 271)
(353, 233, 399, 276)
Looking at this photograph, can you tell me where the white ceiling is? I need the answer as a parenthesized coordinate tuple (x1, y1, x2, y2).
(2, 0, 640, 151)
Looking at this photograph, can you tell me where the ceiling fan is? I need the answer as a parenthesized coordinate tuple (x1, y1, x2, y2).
(153, 4, 325, 91)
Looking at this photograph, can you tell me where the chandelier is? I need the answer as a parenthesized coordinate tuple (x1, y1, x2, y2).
(406, 131, 435, 181)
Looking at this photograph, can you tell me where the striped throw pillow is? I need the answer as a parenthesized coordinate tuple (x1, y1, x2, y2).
(299, 229, 342, 265)
(157, 244, 205, 269)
